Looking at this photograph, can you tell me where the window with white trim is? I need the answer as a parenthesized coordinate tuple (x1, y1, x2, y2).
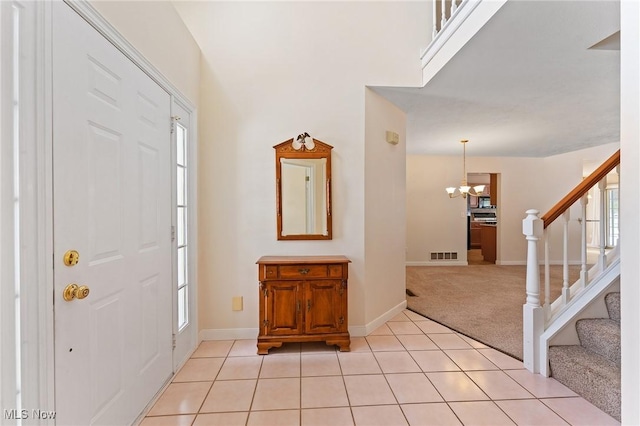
(605, 186, 619, 248)
(175, 121, 189, 330)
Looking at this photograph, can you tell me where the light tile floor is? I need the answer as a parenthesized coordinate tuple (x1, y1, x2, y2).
(141, 310, 619, 426)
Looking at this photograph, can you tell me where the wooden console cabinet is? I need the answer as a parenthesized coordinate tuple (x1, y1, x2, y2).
(256, 255, 351, 355)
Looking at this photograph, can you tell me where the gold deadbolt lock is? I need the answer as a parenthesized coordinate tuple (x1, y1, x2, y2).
(63, 283, 90, 302)
(63, 250, 80, 266)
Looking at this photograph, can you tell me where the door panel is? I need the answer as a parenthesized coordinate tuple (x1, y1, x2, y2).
(305, 280, 343, 334)
(53, 4, 173, 425)
(87, 123, 123, 262)
(267, 282, 303, 335)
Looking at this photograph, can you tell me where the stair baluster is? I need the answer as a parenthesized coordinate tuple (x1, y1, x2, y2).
(562, 210, 570, 304)
(598, 178, 607, 270)
(580, 195, 589, 288)
(543, 228, 550, 313)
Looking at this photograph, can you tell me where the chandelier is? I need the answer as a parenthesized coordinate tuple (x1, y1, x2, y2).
(445, 139, 485, 199)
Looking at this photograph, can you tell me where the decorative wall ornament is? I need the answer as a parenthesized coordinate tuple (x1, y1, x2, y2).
(292, 132, 315, 151)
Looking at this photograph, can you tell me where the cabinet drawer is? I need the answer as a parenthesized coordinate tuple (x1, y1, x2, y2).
(264, 265, 278, 279)
(279, 265, 329, 279)
(260, 263, 344, 280)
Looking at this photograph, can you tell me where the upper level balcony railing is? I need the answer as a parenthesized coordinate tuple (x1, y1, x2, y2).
(422, 0, 499, 77)
(433, 0, 467, 40)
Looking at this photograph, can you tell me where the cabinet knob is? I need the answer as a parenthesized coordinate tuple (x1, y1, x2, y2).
(298, 268, 310, 275)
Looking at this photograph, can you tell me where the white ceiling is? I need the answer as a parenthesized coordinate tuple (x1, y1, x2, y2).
(373, 0, 620, 157)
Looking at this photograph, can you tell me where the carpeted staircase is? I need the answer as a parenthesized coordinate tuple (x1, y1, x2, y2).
(548, 292, 621, 421)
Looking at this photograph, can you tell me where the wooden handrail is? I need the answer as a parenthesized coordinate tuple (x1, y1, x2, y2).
(541, 149, 620, 229)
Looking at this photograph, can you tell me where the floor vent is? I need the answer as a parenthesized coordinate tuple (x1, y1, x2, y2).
(430, 252, 458, 260)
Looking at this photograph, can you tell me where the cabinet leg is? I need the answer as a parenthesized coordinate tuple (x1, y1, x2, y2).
(337, 341, 351, 352)
(257, 341, 283, 355)
(326, 338, 350, 352)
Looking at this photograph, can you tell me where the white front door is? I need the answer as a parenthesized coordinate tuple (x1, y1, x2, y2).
(53, 4, 173, 425)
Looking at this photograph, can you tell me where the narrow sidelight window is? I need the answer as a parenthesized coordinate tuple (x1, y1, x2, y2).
(175, 121, 189, 330)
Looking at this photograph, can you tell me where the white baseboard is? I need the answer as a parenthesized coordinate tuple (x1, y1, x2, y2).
(349, 300, 407, 337)
(348, 325, 368, 337)
(406, 261, 468, 266)
(199, 328, 258, 342)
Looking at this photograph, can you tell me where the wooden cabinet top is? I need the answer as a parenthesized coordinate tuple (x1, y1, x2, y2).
(256, 255, 351, 265)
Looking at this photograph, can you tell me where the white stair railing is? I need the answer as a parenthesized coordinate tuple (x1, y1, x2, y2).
(522, 150, 620, 374)
(432, 0, 466, 40)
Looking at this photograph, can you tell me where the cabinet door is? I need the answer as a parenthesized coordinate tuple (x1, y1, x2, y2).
(470, 227, 482, 248)
(305, 280, 345, 334)
(490, 173, 497, 206)
(265, 281, 303, 336)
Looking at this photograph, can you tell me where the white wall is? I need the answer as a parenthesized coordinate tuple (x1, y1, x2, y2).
(407, 154, 469, 265)
(406, 143, 620, 265)
(364, 88, 408, 329)
(90, 1, 201, 106)
(173, 2, 427, 335)
(620, 1, 640, 422)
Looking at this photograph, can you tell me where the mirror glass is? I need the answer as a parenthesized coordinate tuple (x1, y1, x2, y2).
(281, 158, 327, 236)
(275, 138, 332, 240)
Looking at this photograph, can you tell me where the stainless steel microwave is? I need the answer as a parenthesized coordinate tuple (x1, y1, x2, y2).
(478, 196, 491, 208)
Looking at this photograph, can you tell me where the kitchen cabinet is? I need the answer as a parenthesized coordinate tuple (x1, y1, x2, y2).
(481, 225, 497, 263)
(470, 221, 482, 249)
(490, 173, 498, 206)
(256, 255, 351, 354)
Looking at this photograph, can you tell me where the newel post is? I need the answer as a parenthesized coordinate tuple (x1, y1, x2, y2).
(523, 209, 544, 373)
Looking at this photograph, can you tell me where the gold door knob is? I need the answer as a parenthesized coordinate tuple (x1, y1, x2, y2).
(63, 250, 80, 266)
(76, 285, 90, 299)
(63, 283, 90, 301)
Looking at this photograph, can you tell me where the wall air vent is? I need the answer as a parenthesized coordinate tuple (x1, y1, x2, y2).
(430, 252, 458, 260)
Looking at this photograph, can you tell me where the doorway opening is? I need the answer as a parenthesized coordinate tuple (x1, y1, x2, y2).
(467, 172, 498, 265)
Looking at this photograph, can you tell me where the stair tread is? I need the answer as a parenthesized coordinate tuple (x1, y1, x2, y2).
(549, 345, 620, 420)
(576, 318, 621, 365)
(605, 292, 620, 322)
(549, 345, 620, 380)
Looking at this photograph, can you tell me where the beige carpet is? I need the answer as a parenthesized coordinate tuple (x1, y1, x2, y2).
(406, 263, 582, 360)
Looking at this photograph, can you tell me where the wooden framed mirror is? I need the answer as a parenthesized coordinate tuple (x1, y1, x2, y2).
(274, 135, 332, 240)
